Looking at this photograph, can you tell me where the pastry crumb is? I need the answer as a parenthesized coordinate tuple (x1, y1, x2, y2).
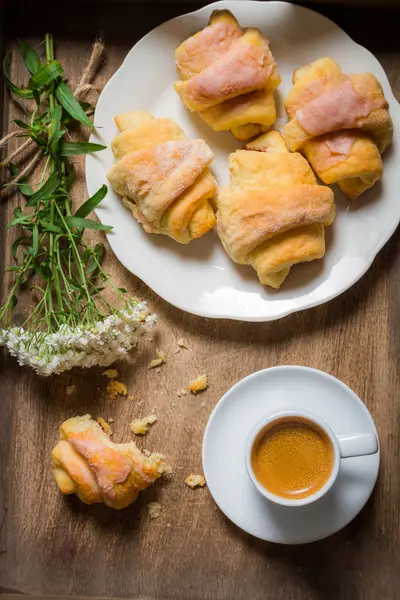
(171, 402, 176, 407)
(97, 416, 113, 435)
(66, 384, 76, 396)
(185, 474, 206, 489)
(130, 414, 157, 435)
(201, 401, 206, 408)
(148, 349, 166, 369)
(188, 374, 208, 393)
(107, 379, 127, 400)
(177, 338, 189, 349)
(177, 388, 188, 398)
(143, 448, 151, 457)
(152, 452, 173, 475)
(148, 502, 162, 519)
(107, 417, 115, 423)
(102, 368, 118, 379)
(128, 395, 135, 401)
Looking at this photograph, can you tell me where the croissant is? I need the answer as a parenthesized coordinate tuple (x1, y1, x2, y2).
(175, 9, 280, 141)
(51, 415, 170, 509)
(107, 111, 217, 243)
(216, 131, 335, 288)
(284, 58, 393, 200)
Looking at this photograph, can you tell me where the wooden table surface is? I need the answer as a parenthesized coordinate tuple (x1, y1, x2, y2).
(1, 2, 400, 599)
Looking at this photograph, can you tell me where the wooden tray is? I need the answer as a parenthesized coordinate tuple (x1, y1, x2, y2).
(1, 2, 400, 598)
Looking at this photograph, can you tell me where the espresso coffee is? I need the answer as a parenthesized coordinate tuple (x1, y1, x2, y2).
(251, 416, 334, 500)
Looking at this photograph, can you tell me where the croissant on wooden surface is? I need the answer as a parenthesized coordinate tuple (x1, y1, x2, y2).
(284, 58, 393, 200)
(175, 9, 281, 141)
(51, 415, 170, 509)
(216, 131, 335, 288)
(107, 111, 217, 243)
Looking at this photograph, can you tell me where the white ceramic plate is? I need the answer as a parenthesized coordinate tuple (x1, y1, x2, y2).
(202, 366, 380, 544)
(86, 1, 400, 322)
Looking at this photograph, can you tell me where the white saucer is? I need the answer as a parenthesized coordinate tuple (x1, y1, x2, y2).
(202, 366, 380, 544)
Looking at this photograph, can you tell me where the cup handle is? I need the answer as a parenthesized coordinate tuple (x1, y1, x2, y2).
(337, 433, 378, 458)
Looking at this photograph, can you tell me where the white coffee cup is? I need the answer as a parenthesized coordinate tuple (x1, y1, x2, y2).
(245, 409, 379, 507)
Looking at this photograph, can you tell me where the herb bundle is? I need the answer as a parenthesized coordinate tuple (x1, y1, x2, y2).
(0, 35, 155, 375)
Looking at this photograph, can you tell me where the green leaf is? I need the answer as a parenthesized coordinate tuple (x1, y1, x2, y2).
(75, 185, 107, 218)
(27, 171, 61, 206)
(10, 295, 18, 310)
(38, 219, 63, 234)
(60, 142, 106, 156)
(3, 52, 34, 99)
(29, 60, 63, 89)
(6, 266, 22, 272)
(32, 225, 39, 256)
(55, 81, 94, 128)
(10, 165, 34, 197)
(64, 164, 75, 191)
(48, 105, 64, 155)
(6, 210, 31, 229)
(66, 277, 81, 291)
(18, 39, 42, 75)
(118, 287, 127, 294)
(32, 88, 40, 106)
(38, 263, 51, 281)
(86, 243, 104, 274)
(12, 119, 30, 130)
(64, 216, 113, 232)
(12, 236, 31, 260)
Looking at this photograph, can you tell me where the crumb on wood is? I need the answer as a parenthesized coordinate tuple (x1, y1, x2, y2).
(185, 474, 206, 489)
(107, 379, 127, 400)
(177, 388, 188, 398)
(108, 417, 115, 423)
(147, 502, 162, 520)
(201, 401, 206, 408)
(143, 448, 151, 457)
(188, 374, 208, 393)
(151, 452, 173, 475)
(66, 384, 76, 396)
(130, 414, 157, 435)
(102, 368, 118, 379)
(177, 338, 189, 349)
(172, 402, 176, 407)
(97, 416, 113, 436)
(148, 349, 166, 370)
(128, 395, 135, 401)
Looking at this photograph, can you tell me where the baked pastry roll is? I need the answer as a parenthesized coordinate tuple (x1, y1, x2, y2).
(175, 10, 281, 140)
(216, 131, 335, 288)
(107, 111, 217, 243)
(284, 58, 393, 200)
(51, 415, 170, 509)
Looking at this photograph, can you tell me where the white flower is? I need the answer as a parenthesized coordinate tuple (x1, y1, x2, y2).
(0, 301, 157, 376)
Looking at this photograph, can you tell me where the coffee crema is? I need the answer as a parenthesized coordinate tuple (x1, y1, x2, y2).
(251, 416, 334, 500)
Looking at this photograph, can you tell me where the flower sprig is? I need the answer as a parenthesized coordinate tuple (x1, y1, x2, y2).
(0, 34, 156, 375)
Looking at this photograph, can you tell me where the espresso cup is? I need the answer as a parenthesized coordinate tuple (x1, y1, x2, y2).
(245, 409, 378, 507)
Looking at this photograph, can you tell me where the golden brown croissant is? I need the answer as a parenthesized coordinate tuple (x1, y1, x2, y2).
(175, 10, 280, 141)
(107, 111, 217, 243)
(216, 131, 335, 288)
(284, 58, 393, 200)
(51, 415, 170, 509)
